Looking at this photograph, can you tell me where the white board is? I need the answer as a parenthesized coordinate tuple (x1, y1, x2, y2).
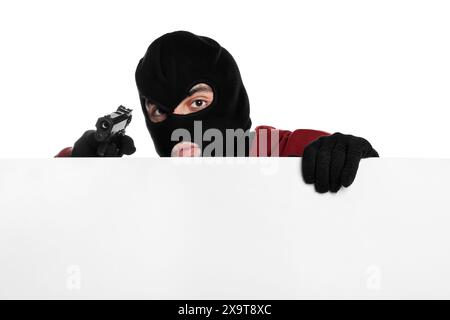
(0, 158, 449, 299)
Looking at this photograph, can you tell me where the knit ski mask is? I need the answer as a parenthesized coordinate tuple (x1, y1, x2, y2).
(135, 31, 252, 157)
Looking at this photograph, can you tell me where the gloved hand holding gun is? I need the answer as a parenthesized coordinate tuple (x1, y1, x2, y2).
(71, 106, 136, 157)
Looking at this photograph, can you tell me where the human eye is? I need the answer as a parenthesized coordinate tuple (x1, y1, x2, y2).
(153, 108, 165, 116)
(146, 100, 167, 123)
(173, 83, 214, 115)
(190, 99, 207, 109)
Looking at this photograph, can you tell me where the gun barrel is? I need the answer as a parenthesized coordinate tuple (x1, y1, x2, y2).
(95, 106, 133, 142)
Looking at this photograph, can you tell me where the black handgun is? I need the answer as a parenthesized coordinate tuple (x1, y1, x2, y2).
(95, 105, 133, 156)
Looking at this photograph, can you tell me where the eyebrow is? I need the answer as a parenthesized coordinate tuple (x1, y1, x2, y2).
(188, 85, 213, 96)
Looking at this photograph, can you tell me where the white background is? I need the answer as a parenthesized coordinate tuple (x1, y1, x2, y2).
(0, 0, 449, 158)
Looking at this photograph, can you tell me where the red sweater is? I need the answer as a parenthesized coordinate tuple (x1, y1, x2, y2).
(55, 126, 330, 157)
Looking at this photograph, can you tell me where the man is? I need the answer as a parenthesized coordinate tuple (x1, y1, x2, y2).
(56, 31, 378, 193)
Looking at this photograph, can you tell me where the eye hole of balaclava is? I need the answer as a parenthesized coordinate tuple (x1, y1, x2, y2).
(145, 83, 214, 123)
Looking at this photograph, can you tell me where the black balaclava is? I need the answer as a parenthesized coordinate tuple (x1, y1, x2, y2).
(135, 30, 252, 157)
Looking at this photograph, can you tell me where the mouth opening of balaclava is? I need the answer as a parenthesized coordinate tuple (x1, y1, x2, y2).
(135, 30, 252, 157)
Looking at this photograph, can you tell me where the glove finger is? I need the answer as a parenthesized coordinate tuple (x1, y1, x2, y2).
(84, 130, 100, 145)
(341, 140, 364, 187)
(315, 137, 336, 193)
(72, 130, 98, 157)
(118, 135, 136, 155)
(329, 140, 346, 193)
(301, 138, 321, 184)
(104, 142, 121, 157)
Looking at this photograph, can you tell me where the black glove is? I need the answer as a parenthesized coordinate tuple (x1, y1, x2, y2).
(301, 133, 378, 193)
(71, 130, 136, 157)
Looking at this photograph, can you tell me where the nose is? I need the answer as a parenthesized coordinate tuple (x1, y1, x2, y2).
(171, 141, 201, 157)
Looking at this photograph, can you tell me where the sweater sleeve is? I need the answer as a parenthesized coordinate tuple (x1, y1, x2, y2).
(54, 147, 73, 157)
(250, 125, 330, 157)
